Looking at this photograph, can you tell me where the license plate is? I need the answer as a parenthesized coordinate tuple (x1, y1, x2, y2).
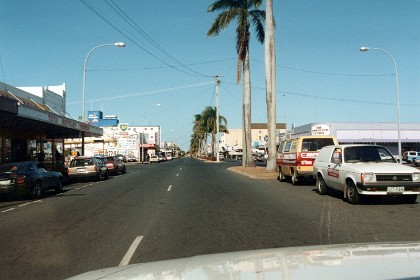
(77, 168, 87, 173)
(387, 186, 404, 193)
(0, 180, 11, 185)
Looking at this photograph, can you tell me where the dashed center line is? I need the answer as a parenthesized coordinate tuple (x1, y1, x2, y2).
(167, 185, 172, 192)
(2, 208, 15, 213)
(119, 236, 143, 266)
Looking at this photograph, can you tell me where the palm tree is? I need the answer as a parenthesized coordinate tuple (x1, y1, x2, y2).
(207, 0, 265, 167)
(201, 106, 228, 158)
(264, 0, 277, 171)
(191, 113, 207, 157)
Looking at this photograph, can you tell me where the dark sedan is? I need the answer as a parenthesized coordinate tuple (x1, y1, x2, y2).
(0, 161, 63, 198)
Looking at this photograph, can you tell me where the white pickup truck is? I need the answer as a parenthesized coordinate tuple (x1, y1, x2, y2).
(313, 144, 420, 204)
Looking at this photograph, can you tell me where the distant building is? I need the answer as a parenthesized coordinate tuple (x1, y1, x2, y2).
(220, 123, 287, 151)
(65, 115, 161, 160)
(289, 122, 420, 155)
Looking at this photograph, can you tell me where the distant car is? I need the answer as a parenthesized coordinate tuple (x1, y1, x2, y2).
(67, 156, 109, 182)
(116, 154, 127, 162)
(149, 155, 160, 163)
(0, 161, 63, 198)
(105, 156, 126, 175)
(126, 155, 137, 162)
(166, 154, 172, 161)
(158, 155, 165, 162)
(402, 151, 420, 164)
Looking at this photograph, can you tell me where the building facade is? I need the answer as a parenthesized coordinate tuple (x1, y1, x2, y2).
(289, 122, 420, 155)
(220, 123, 287, 152)
(0, 81, 101, 165)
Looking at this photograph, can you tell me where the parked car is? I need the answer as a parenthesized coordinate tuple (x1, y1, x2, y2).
(313, 144, 420, 204)
(105, 156, 126, 175)
(158, 154, 165, 162)
(149, 155, 160, 163)
(0, 161, 63, 198)
(116, 154, 127, 162)
(126, 155, 137, 162)
(67, 156, 108, 182)
(402, 151, 420, 164)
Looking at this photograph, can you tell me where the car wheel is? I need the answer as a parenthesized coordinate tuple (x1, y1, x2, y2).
(55, 178, 63, 194)
(317, 175, 328, 195)
(403, 195, 417, 204)
(291, 171, 298, 185)
(122, 166, 126, 174)
(104, 171, 109, 180)
(346, 181, 361, 204)
(96, 172, 102, 181)
(278, 167, 286, 182)
(33, 181, 42, 198)
(115, 167, 119, 176)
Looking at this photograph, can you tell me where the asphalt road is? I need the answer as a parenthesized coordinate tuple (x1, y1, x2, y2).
(0, 158, 419, 280)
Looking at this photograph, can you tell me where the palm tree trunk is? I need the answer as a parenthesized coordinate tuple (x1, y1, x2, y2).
(211, 131, 216, 158)
(265, 0, 277, 171)
(242, 49, 254, 167)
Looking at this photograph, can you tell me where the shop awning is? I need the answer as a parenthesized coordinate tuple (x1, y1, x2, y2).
(0, 96, 102, 139)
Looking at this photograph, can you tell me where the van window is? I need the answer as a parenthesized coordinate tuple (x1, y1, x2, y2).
(278, 141, 285, 153)
(290, 141, 297, 152)
(284, 141, 292, 152)
(302, 138, 335, 152)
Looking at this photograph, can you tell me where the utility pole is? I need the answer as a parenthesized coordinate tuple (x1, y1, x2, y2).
(215, 75, 220, 162)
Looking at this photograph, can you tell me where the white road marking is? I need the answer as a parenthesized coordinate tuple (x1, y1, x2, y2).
(18, 200, 42, 207)
(119, 236, 143, 266)
(167, 185, 172, 192)
(180, 168, 182, 170)
(176, 173, 179, 177)
(2, 208, 15, 213)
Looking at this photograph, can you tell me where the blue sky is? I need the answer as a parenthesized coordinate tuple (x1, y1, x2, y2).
(1, 0, 419, 150)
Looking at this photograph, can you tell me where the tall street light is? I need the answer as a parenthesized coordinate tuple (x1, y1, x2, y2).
(360, 46, 401, 163)
(82, 42, 126, 122)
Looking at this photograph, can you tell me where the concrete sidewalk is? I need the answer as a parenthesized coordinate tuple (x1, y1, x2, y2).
(228, 166, 278, 180)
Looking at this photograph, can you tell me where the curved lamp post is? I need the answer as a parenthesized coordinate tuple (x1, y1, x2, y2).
(82, 42, 126, 122)
(360, 47, 401, 163)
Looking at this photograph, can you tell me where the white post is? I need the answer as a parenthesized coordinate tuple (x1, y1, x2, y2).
(216, 75, 220, 162)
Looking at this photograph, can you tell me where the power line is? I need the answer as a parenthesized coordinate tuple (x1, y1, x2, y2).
(219, 79, 420, 108)
(68, 81, 214, 104)
(87, 58, 236, 72)
(80, 0, 211, 78)
(250, 59, 394, 77)
(105, 0, 210, 77)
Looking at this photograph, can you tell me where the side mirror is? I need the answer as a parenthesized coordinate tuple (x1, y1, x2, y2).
(333, 152, 342, 165)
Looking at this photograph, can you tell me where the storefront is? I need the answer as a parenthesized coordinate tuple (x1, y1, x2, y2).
(0, 91, 102, 165)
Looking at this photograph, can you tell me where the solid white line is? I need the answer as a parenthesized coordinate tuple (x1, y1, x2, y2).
(2, 208, 15, 213)
(119, 236, 143, 266)
(167, 185, 172, 192)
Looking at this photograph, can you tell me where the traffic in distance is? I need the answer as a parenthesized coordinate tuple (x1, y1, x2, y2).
(0, 152, 177, 199)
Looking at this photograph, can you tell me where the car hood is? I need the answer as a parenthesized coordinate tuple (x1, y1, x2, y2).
(348, 162, 419, 173)
(66, 242, 420, 280)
